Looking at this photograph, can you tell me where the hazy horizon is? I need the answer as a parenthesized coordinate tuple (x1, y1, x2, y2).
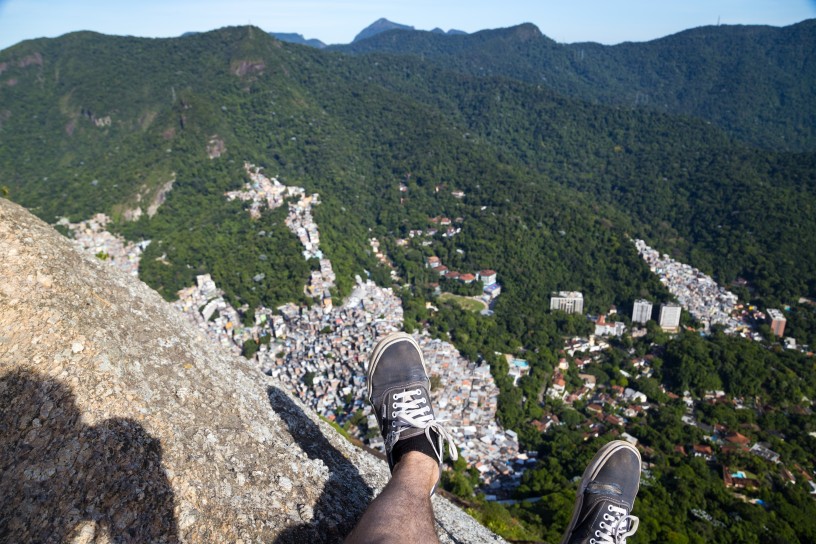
(0, 0, 814, 51)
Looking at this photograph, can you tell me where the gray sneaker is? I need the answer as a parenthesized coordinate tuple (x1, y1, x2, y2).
(561, 440, 641, 544)
(367, 332, 458, 487)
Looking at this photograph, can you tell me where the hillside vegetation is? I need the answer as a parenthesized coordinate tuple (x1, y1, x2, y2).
(336, 20, 816, 152)
(2, 24, 816, 543)
(1, 26, 814, 309)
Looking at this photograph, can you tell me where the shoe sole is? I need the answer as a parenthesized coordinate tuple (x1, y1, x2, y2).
(367, 332, 428, 401)
(560, 440, 642, 544)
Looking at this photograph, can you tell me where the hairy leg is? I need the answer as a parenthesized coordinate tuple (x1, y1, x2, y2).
(345, 452, 440, 544)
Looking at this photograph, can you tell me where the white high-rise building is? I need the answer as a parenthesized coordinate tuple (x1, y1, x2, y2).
(659, 303, 682, 332)
(550, 291, 584, 315)
(632, 299, 653, 325)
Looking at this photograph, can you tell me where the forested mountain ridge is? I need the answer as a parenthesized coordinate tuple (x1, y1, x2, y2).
(335, 19, 816, 152)
(1, 26, 814, 310)
(0, 27, 658, 313)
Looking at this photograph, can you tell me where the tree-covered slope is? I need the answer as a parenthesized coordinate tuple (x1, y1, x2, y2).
(337, 52, 816, 303)
(334, 19, 816, 152)
(1, 26, 814, 312)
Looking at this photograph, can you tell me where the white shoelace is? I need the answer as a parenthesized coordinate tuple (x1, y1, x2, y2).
(592, 504, 639, 543)
(385, 388, 458, 463)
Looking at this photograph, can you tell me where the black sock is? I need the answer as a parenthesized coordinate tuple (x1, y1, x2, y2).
(391, 430, 440, 468)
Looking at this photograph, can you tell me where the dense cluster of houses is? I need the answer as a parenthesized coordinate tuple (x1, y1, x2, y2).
(60, 213, 149, 277)
(171, 272, 525, 489)
(174, 274, 246, 355)
(284, 194, 323, 260)
(420, 338, 529, 490)
(225, 162, 305, 219)
(635, 239, 808, 349)
(635, 239, 740, 332)
(258, 277, 405, 422)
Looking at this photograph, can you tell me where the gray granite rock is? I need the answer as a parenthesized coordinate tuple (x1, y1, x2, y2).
(0, 198, 505, 544)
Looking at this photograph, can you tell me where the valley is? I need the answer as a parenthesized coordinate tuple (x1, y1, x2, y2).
(2, 20, 816, 542)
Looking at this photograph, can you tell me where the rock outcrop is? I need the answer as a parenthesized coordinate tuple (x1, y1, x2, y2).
(0, 198, 504, 543)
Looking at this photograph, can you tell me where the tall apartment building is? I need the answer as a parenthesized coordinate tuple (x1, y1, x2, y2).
(767, 308, 786, 337)
(658, 303, 682, 332)
(632, 299, 653, 325)
(550, 291, 584, 315)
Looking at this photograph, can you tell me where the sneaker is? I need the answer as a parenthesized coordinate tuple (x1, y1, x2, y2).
(367, 332, 458, 490)
(561, 440, 641, 544)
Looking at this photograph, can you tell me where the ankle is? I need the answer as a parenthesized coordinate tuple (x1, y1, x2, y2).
(391, 430, 441, 467)
(395, 451, 440, 495)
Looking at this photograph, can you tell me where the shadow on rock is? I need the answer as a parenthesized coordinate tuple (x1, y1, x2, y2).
(268, 386, 374, 543)
(0, 369, 179, 543)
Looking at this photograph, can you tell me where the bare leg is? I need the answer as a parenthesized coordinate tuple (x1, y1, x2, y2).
(353, 333, 458, 543)
(345, 452, 440, 544)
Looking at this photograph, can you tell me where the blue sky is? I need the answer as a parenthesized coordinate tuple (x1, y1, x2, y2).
(1, 0, 814, 50)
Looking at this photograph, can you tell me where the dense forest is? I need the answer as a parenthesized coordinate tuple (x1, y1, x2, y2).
(337, 19, 816, 152)
(2, 24, 816, 542)
(1, 26, 814, 310)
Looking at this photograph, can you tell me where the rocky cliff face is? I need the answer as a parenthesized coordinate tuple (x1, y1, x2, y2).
(0, 198, 503, 543)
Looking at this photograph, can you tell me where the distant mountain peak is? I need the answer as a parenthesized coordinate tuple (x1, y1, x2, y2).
(353, 18, 415, 43)
(507, 22, 543, 41)
(352, 18, 470, 43)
